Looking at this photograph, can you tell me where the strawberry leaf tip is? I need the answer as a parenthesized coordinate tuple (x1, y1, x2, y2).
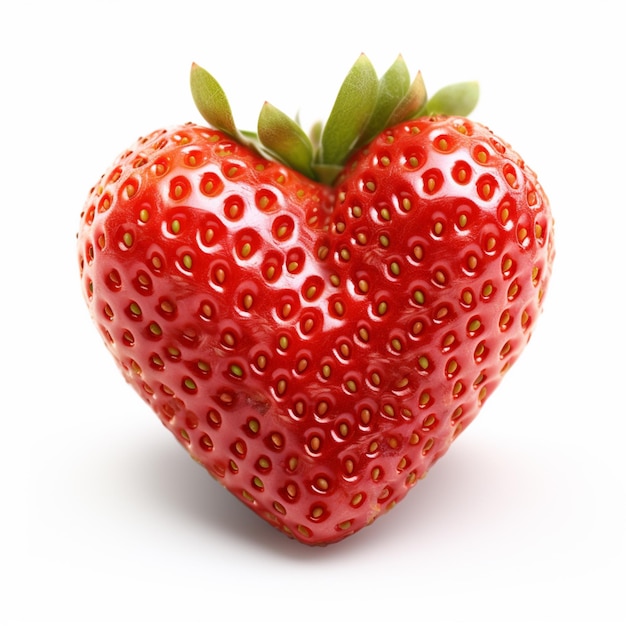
(318, 53, 379, 168)
(257, 102, 316, 180)
(190, 55, 479, 185)
(190, 63, 241, 141)
(421, 81, 480, 117)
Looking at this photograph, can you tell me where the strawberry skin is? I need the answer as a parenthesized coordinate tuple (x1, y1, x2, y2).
(78, 114, 553, 545)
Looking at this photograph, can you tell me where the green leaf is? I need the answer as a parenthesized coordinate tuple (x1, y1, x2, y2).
(387, 70, 427, 126)
(187, 58, 480, 186)
(422, 81, 480, 117)
(258, 102, 315, 179)
(319, 54, 379, 166)
(190, 63, 241, 139)
(308, 120, 323, 153)
(311, 163, 344, 187)
(358, 55, 411, 146)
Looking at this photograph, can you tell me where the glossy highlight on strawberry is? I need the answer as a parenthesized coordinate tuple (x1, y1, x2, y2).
(77, 56, 554, 545)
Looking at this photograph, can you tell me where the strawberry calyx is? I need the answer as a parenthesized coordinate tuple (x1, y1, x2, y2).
(190, 54, 479, 185)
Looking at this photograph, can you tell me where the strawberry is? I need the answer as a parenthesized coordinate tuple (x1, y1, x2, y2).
(77, 55, 554, 545)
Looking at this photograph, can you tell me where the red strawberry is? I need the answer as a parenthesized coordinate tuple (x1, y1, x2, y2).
(77, 55, 554, 545)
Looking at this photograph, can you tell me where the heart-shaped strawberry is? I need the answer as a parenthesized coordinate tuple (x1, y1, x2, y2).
(78, 56, 554, 545)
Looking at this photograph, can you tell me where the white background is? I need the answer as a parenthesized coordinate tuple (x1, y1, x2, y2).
(1, 1, 624, 624)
